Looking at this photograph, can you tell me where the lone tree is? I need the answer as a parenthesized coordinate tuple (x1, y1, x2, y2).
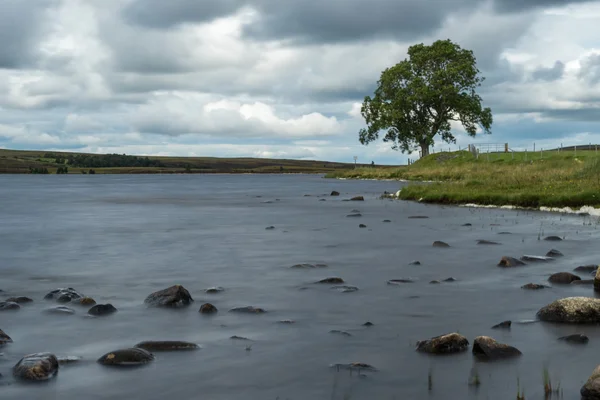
(358, 39, 492, 157)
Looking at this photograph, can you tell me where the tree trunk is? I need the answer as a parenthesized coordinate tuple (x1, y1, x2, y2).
(420, 143, 430, 158)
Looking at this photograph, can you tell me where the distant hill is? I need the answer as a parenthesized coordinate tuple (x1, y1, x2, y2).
(0, 148, 398, 174)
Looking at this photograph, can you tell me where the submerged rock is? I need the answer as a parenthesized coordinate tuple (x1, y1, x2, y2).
(316, 277, 344, 284)
(0, 302, 20, 311)
(443, 277, 457, 282)
(144, 285, 193, 308)
(498, 256, 526, 267)
(409, 261, 421, 265)
(330, 191, 340, 196)
(56, 356, 82, 365)
(477, 240, 500, 245)
(205, 287, 225, 294)
(88, 304, 117, 316)
(576, 265, 599, 273)
(546, 249, 564, 257)
(43, 306, 75, 315)
(363, 322, 374, 327)
(472, 336, 521, 360)
(76, 297, 96, 306)
(6, 296, 33, 304)
(544, 236, 563, 241)
(416, 333, 469, 354)
(330, 330, 352, 337)
(491, 320, 511, 329)
(278, 319, 295, 324)
(408, 215, 429, 219)
(331, 285, 359, 293)
(358, 224, 367, 228)
(382, 219, 391, 223)
(548, 272, 581, 284)
(387, 279, 415, 284)
(521, 283, 547, 290)
(290, 263, 328, 269)
(350, 196, 364, 201)
(429, 280, 441, 284)
(520, 255, 553, 262)
(230, 335, 251, 341)
(462, 223, 472, 226)
(0, 329, 13, 346)
(572, 279, 594, 285)
(199, 303, 218, 314)
(582, 365, 600, 399)
(330, 362, 378, 372)
(537, 297, 600, 323)
(558, 334, 589, 344)
(229, 306, 266, 314)
(44, 288, 83, 303)
(265, 226, 275, 230)
(97, 348, 154, 366)
(134, 341, 199, 351)
(346, 213, 362, 217)
(13, 353, 59, 381)
(432, 241, 450, 248)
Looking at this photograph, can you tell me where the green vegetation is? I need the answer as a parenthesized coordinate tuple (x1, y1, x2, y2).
(0, 148, 383, 174)
(327, 149, 600, 209)
(358, 39, 492, 157)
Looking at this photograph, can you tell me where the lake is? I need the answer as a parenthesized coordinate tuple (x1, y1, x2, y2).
(1, 174, 599, 399)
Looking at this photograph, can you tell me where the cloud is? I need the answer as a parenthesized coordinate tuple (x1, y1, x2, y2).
(531, 60, 565, 81)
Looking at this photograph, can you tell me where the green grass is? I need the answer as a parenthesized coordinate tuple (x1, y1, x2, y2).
(0, 148, 393, 174)
(326, 149, 600, 209)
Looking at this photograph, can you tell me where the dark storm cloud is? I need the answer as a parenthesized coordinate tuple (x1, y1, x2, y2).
(0, 0, 56, 69)
(531, 61, 565, 81)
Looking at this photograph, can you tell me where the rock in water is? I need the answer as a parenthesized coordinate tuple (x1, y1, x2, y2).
(576, 265, 599, 273)
(97, 348, 155, 366)
(573, 279, 594, 285)
(558, 334, 589, 344)
(42, 306, 75, 315)
(521, 283, 547, 290)
(363, 322, 374, 327)
(331, 285, 359, 293)
(315, 277, 344, 284)
(416, 333, 469, 354)
(13, 353, 59, 381)
(330, 330, 352, 337)
(472, 336, 521, 360)
(546, 249, 564, 257)
(330, 191, 340, 196)
(537, 297, 600, 323)
(595, 268, 600, 293)
(88, 304, 117, 316)
(520, 255, 553, 262)
(477, 240, 500, 245)
(409, 261, 421, 265)
(76, 297, 96, 306)
(265, 226, 275, 230)
(134, 341, 199, 351)
(359, 224, 367, 228)
(491, 320, 511, 329)
(548, 272, 581, 284)
(144, 285, 193, 308)
(432, 241, 450, 248)
(498, 256, 526, 267)
(544, 236, 563, 241)
(350, 196, 364, 201)
(346, 213, 362, 217)
(581, 365, 600, 399)
(44, 288, 84, 303)
(229, 306, 266, 314)
(291, 263, 327, 269)
(0, 329, 13, 346)
(6, 296, 33, 304)
(204, 287, 225, 293)
(408, 216, 429, 219)
(199, 303, 218, 314)
(0, 302, 20, 311)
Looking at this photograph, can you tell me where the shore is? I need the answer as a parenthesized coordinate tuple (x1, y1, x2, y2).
(326, 150, 600, 210)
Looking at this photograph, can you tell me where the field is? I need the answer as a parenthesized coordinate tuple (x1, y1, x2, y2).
(0, 148, 396, 175)
(327, 149, 600, 208)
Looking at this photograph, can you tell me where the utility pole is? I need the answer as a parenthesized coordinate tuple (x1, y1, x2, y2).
(353, 156, 358, 169)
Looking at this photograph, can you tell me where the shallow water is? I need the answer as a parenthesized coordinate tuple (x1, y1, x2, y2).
(1, 174, 600, 399)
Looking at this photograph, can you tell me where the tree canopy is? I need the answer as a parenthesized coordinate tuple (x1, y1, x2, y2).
(358, 39, 492, 157)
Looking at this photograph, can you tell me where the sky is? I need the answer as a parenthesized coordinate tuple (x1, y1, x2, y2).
(1, 0, 600, 165)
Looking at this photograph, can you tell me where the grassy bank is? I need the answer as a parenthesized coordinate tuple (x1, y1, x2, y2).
(0, 148, 397, 174)
(326, 150, 600, 208)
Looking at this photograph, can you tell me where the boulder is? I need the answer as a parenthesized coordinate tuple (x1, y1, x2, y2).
(558, 334, 588, 344)
(544, 236, 563, 241)
(6, 296, 33, 304)
(0, 301, 20, 311)
(144, 285, 193, 308)
(546, 249, 564, 257)
(13, 353, 59, 381)
(316, 277, 344, 284)
(76, 297, 96, 306)
(97, 348, 155, 366)
(42, 306, 75, 315)
(595, 268, 600, 293)
(498, 257, 526, 267)
(582, 366, 600, 399)
(537, 297, 600, 323)
(229, 306, 266, 314)
(330, 191, 340, 196)
(477, 240, 500, 245)
(350, 196, 364, 201)
(416, 333, 469, 354)
(472, 336, 521, 360)
(199, 303, 218, 314)
(576, 265, 599, 273)
(0, 328, 13, 346)
(548, 272, 581, 284)
(88, 304, 117, 316)
(491, 320, 511, 329)
(134, 341, 199, 351)
(432, 241, 450, 248)
(44, 288, 83, 303)
(521, 283, 547, 290)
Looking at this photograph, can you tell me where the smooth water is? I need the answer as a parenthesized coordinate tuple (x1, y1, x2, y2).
(1, 174, 599, 399)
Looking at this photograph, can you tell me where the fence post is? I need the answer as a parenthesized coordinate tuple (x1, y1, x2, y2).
(541, 148, 543, 160)
(575, 145, 577, 157)
(505, 143, 508, 153)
